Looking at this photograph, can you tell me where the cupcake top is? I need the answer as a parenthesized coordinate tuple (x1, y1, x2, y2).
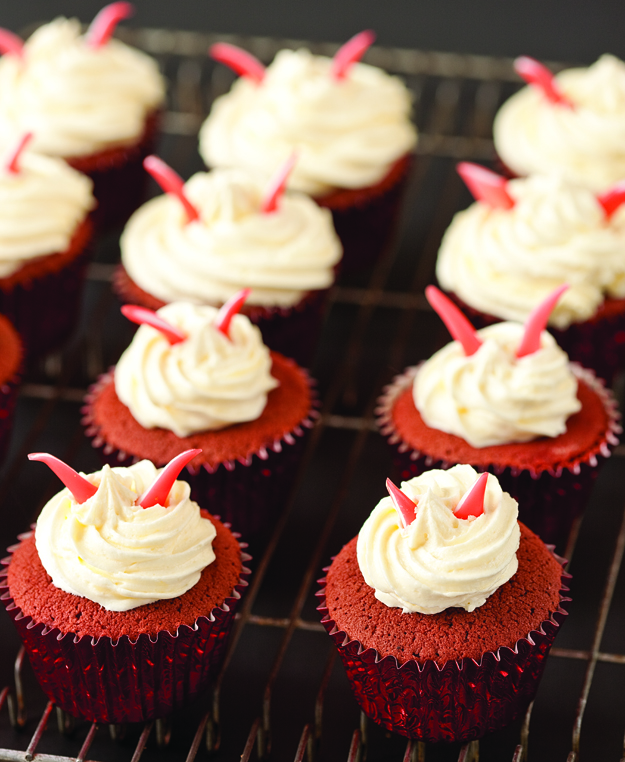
(0, 143, 94, 277)
(199, 47, 417, 196)
(115, 301, 279, 437)
(357, 465, 520, 615)
(0, 16, 165, 158)
(414, 321, 581, 448)
(35, 460, 216, 612)
(436, 174, 625, 328)
(121, 167, 342, 307)
(494, 55, 625, 192)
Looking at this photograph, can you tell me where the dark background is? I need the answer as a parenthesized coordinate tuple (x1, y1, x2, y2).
(3, 1, 625, 65)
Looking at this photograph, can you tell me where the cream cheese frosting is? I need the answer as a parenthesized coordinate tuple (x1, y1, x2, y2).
(0, 148, 94, 277)
(199, 48, 417, 196)
(121, 167, 342, 307)
(436, 174, 625, 328)
(356, 465, 520, 614)
(35, 460, 216, 612)
(413, 322, 581, 448)
(114, 302, 279, 437)
(0, 17, 165, 158)
(494, 55, 625, 192)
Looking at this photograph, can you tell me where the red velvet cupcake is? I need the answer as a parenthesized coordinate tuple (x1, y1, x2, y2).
(0, 313, 22, 461)
(113, 157, 341, 368)
(377, 288, 620, 548)
(82, 300, 316, 539)
(0, 135, 95, 359)
(199, 34, 417, 272)
(0, 5, 165, 231)
(318, 466, 570, 743)
(1, 455, 250, 724)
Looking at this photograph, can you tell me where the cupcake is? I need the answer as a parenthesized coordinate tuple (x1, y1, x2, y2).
(82, 299, 316, 539)
(436, 165, 625, 383)
(0, 133, 95, 359)
(113, 156, 342, 367)
(199, 33, 417, 272)
(376, 287, 620, 548)
(493, 55, 625, 192)
(317, 465, 570, 743)
(1, 454, 250, 724)
(0, 313, 22, 461)
(0, 5, 165, 230)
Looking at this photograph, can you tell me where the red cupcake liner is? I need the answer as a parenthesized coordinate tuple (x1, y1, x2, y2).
(112, 265, 330, 369)
(316, 554, 571, 743)
(82, 370, 319, 540)
(316, 153, 414, 274)
(447, 290, 625, 387)
(0, 370, 22, 464)
(68, 110, 161, 233)
(0, 218, 94, 361)
(376, 364, 621, 549)
(0, 531, 251, 725)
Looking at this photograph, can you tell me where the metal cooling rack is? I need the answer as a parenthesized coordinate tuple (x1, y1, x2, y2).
(0, 29, 622, 762)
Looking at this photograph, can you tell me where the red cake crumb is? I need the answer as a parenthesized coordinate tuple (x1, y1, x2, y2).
(391, 379, 609, 472)
(88, 353, 312, 468)
(7, 512, 242, 641)
(325, 523, 563, 666)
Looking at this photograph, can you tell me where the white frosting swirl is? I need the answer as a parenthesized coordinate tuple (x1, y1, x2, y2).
(0, 148, 94, 277)
(0, 17, 165, 158)
(436, 174, 625, 328)
(199, 48, 417, 196)
(121, 168, 342, 307)
(414, 322, 581, 448)
(115, 302, 279, 437)
(357, 465, 520, 614)
(494, 55, 625, 192)
(35, 460, 217, 612)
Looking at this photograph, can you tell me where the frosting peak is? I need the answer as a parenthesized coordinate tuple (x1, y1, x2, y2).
(0, 17, 165, 157)
(199, 47, 417, 196)
(414, 321, 581, 448)
(357, 465, 520, 614)
(115, 302, 279, 437)
(35, 460, 217, 612)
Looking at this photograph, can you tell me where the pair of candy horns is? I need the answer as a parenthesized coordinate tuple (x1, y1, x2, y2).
(210, 30, 376, 85)
(425, 284, 569, 359)
(143, 152, 298, 224)
(386, 472, 489, 526)
(457, 162, 625, 219)
(0, 3, 133, 59)
(121, 288, 252, 344)
(28, 449, 201, 508)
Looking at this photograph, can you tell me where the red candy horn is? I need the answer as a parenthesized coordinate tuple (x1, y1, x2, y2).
(86, 2, 134, 48)
(425, 285, 483, 356)
(386, 478, 417, 528)
(215, 288, 252, 339)
(121, 305, 186, 345)
(28, 453, 97, 504)
(0, 29, 24, 59)
(261, 152, 298, 214)
(143, 156, 199, 224)
(457, 162, 515, 210)
(454, 472, 488, 520)
(514, 56, 574, 108)
(5, 132, 33, 175)
(210, 42, 266, 85)
(516, 284, 569, 359)
(331, 30, 376, 80)
(138, 449, 202, 509)
(597, 181, 625, 220)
